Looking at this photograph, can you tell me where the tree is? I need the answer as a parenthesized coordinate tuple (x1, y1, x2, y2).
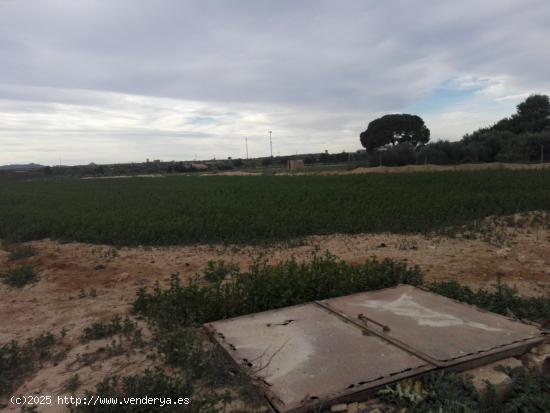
(510, 94, 550, 133)
(360, 114, 430, 153)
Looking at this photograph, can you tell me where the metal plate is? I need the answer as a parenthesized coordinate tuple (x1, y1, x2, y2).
(321, 285, 544, 365)
(205, 285, 546, 412)
(205, 302, 431, 413)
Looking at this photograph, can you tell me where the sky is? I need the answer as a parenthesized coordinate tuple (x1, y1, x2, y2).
(1, 0, 549, 166)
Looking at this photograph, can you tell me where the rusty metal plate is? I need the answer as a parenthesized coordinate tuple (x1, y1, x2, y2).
(205, 302, 431, 413)
(321, 285, 545, 365)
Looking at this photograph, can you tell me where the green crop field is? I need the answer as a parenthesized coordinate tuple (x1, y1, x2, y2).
(1, 169, 549, 246)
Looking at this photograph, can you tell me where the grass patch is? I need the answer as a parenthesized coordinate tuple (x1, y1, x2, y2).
(0, 332, 64, 403)
(133, 251, 423, 327)
(378, 367, 550, 412)
(7, 244, 36, 261)
(80, 316, 141, 343)
(429, 278, 550, 323)
(71, 367, 231, 413)
(1, 265, 37, 287)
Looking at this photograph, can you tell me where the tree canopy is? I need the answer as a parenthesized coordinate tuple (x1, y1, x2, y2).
(360, 114, 430, 153)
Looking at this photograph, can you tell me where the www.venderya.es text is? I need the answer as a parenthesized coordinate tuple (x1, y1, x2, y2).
(11, 395, 191, 407)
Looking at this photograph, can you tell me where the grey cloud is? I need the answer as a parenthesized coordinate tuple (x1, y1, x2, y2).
(1, 0, 549, 164)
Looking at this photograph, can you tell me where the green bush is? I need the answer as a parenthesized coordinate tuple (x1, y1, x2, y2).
(80, 316, 139, 343)
(0, 333, 57, 399)
(133, 251, 423, 327)
(378, 367, 550, 413)
(1, 265, 37, 287)
(7, 244, 36, 261)
(429, 280, 550, 323)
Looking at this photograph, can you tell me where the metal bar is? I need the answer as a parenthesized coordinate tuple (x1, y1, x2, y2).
(314, 300, 443, 367)
(358, 313, 391, 332)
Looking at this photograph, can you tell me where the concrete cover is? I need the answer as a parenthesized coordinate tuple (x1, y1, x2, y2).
(321, 285, 543, 364)
(205, 285, 546, 413)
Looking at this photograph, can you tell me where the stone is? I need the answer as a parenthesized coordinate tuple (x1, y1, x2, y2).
(461, 357, 522, 398)
(530, 342, 550, 356)
(330, 404, 348, 412)
(347, 402, 359, 413)
(522, 353, 550, 375)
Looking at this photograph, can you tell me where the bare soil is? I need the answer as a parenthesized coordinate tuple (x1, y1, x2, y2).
(1, 215, 550, 412)
(209, 162, 550, 176)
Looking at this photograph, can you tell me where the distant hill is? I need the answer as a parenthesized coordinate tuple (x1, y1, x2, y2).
(0, 163, 46, 171)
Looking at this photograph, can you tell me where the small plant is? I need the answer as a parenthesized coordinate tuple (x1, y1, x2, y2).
(429, 279, 550, 323)
(203, 260, 239, 283)
(8, 245, 36, 261)
(80, 317, 123, 342)
(2, 265, 37, 288)
(65, 374, 80, 392)
(378, 368, 550, 412)
(0, 332, 61, 399)
(134, 251, 423, 328)
(80, 316, 141, 343)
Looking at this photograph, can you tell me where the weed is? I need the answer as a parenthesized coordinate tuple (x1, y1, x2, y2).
(65, 374, 80, 392)
(203, 260, 239, 283)
(1, 265, 37, 288)
(378, 367, 550, 412)
(133, 251, 423, 327)
(71, 368, 227, 413)
(0, 332, 61, 401)
(8, 245, 36, 261)
(80, 316, 124, 342)
(80, 316, 144, 350)
(429, 279, 550, 323)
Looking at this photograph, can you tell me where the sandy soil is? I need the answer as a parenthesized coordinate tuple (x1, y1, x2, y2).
(205, 162, 550, 176)
(1, 216, 550, 411)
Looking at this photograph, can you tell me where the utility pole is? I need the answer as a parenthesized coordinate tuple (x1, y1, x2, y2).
(245, 137, 249, 160)
(269, 130, 273, 158)
(541, 144, 544, 165)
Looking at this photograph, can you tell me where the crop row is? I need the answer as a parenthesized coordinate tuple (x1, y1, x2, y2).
(0, 169, 549, 245)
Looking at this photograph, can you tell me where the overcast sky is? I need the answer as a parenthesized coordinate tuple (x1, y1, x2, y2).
(1, 0, 549, 165)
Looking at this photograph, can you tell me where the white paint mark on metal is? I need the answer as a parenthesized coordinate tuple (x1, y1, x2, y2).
(356, 293, 502, 331)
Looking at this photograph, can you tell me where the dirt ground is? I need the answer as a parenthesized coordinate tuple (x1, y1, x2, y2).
(208, 162, 550, 176)
(1, 215, 550, 412)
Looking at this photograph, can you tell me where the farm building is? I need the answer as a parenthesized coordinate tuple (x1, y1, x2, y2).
(287, 159, 305, 170)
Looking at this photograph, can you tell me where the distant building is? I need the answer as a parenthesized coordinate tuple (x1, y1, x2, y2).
(191, 163, 208, 170)
(287, 159, 305, 170)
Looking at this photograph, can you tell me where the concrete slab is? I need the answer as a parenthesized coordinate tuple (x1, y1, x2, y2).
(206, 302, 430, 412)
(205, 285, 547, 413)
(321, 285, 544, 365)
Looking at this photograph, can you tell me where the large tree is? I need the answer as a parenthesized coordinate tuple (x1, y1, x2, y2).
(360, 114, 430, 153)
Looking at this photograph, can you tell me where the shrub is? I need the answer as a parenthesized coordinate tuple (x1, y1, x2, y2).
(7, 244, 36, 261)
(0, 333, 57, 399)
(133, 251, 423, 327)
(378, 367, 550, 412)
(429, 280, 550, 323)
(80, 316, 139, 342)
(1, 265, 37, 287)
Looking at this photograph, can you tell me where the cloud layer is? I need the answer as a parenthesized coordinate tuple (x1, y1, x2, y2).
(1, 0, 549, 164)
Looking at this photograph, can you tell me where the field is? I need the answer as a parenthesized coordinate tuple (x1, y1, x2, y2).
(1, 170, 550, 412)
(1, 169, 550, 245)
